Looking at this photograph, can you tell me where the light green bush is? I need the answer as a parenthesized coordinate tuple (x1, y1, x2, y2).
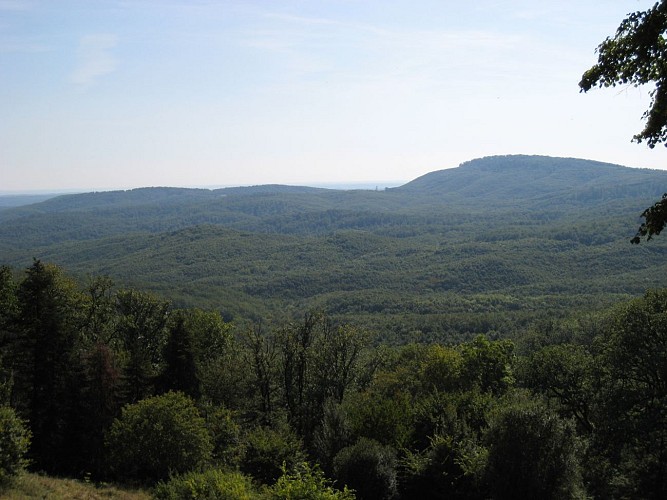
(154, 468, 259, 499)
(0, 405, 31, 486)
(270, 461, 355, 499)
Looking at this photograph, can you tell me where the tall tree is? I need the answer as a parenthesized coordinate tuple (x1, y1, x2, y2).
(580, 0, 667, 242)
(0, 266, 18, 405)
(159, 312, 200, 399)
(114, 289, 170, 403)
(13, 261, 83, 473)
(591, 290, 667, 499)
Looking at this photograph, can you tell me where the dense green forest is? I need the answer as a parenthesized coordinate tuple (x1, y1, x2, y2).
(2, 155, 667, 342)
(1, 260, 666, 498)
(2, 155, 667, 498)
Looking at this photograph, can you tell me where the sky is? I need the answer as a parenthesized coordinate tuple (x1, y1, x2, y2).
(1, 0, 666, 192)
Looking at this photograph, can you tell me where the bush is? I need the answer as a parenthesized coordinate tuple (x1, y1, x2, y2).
(106, 392, 212, 483)
(239, 424, 305, 485)
(154, 468, 259, 499)
(333, 438, 397, 500)
(0, 405, 31, 487)
(398, 434, 487, 499)
(270, 461, 355, 499)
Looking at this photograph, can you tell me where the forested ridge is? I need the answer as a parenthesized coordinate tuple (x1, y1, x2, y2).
(2, 155, 667, 340)
(2, 154, 667, 498)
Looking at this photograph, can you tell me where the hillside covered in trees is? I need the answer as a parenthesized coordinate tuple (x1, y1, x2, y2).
(1, 155, 667, 342)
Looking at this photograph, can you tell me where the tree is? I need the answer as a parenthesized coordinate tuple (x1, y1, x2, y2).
(13, 261, 84, 473)
(114, 289, 170, 403)
(520, 344, 595, 433)
(590, 290, 667, 498)
(69, 341, 123, 477)
(106, 391, 212, 483)
(485, 395, 585, 500)
(580, 1, 667, 242)
(460, 335, 515, 395)
(275, 313, 368, 448)
(159, 312, 200, 399)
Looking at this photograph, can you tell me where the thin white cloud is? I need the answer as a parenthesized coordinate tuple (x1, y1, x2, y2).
(70, 34, 118, 87)
(242, 11, 526, 92)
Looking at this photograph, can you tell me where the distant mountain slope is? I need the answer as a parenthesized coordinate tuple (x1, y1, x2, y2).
(397, 155, 667, 204)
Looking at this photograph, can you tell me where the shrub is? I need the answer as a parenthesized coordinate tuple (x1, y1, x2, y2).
(333, 438, 397, 500)
(239, 424, 304, 485)
(154, 468, 259, 499)
(0, 405, 31, 486)
(106, 391, 212, 483)
(270, 461, 355, 499)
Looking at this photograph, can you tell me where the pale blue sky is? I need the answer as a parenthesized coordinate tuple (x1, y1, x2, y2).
(1, 0, 664, 191)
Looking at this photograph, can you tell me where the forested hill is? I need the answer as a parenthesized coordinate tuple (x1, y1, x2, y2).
(2, 154, 667, 340)
(395, 155, 667, 204)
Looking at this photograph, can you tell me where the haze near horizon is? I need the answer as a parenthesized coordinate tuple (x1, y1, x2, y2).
(2, 0, 666, 192)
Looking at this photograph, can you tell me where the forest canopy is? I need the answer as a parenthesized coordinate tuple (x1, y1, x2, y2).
(1, 261, 666, 498)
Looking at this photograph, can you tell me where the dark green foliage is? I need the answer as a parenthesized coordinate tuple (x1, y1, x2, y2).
(276, 314, 368, 447)
(0, 405, 30, 487)
(81, 275, 116, 344)
(632, 193, 667, 243)
(333, 438, 397, 500)
(153, 468, 259, 500)
(12, 260, 83, 473)
(0, 268, 15, 403)
(344, 389, 413, 449)
(68, 341, 123, 477)
(106, 391, 213, 483)
(485, 395, 584, 500)
(3, 256, 667, 495)
(0, 266, 18, 337)
(399, 434, 487, 500)
(200, 403, 242, 467)
(160, 313, 200, 398)
(313, 400, 352, 474)
(520, 344, 594, 432)
(411, 390, 494, 452)
(115, 289, 170, 403)
(590, 290, 667, 499)
(239, 424, 305, 485)
(242, 324, 279, 417)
